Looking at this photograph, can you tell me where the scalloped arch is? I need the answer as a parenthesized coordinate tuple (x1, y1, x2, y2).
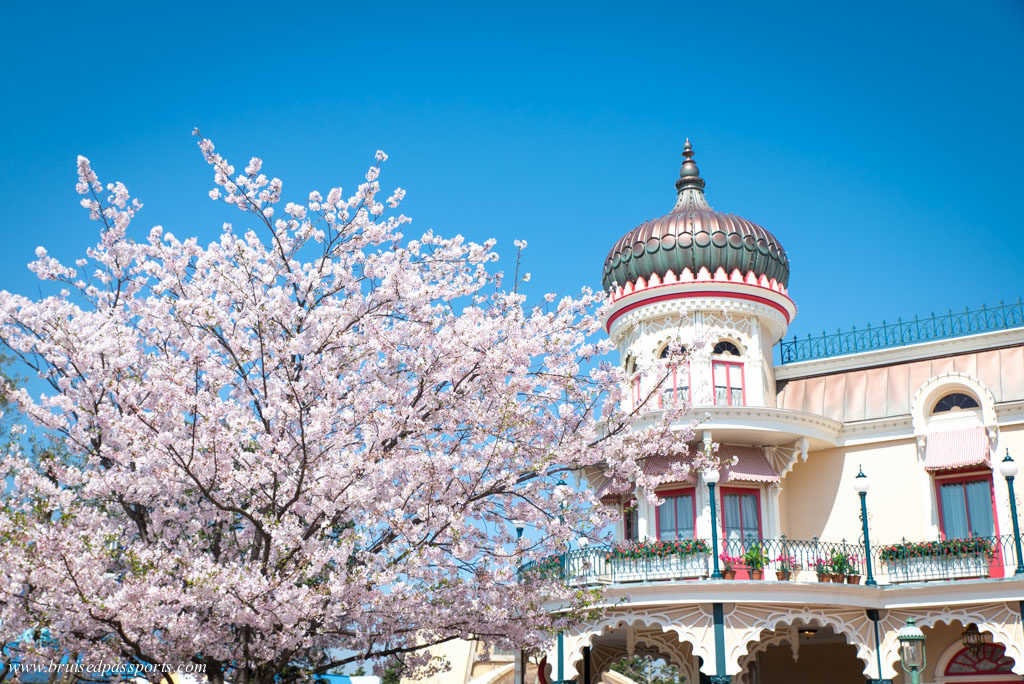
(728, 607, 873, 677)
(879, 607, 1024, 679)
(911, 372, 998, 435)
(558, 608, 714, 681)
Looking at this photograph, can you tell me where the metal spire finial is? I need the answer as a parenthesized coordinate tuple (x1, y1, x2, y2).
(675, 138, 706, 194)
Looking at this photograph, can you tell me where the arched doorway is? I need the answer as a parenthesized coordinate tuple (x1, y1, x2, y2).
(739, 623, 866, 684)
(577, 624, 700, 684)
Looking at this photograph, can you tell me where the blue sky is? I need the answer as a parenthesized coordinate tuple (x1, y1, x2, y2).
(1, 1, 1022, 352)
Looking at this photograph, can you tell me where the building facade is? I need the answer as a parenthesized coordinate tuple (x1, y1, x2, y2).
(531, 142, 1024, 684)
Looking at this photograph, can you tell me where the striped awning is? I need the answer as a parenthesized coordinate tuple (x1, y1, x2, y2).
(924, 426, 990, 471)
(719, 445, 780, 483)
(643, 455, 697, 481)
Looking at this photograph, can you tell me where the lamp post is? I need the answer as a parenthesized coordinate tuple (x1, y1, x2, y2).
(513, 520, 526, 684)
(555, 480, 567, 684)
(852, 466, 876, 586)
(705, 467, 723, 579)
(997, 450, 1024, 575)
(896, 617, 926, 684)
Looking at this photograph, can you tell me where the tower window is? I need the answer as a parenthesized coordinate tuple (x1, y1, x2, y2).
(658, 344, 690, 407)
(659, 343, 687, 358)
(712, 340, 741, 356)
(932, 392, 980, 414)
(713, 360, 745, 406)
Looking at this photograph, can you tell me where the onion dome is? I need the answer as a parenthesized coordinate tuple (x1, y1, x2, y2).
(602, 141, 789, 291)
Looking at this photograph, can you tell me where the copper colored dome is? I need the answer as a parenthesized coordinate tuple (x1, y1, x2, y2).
(602, 141, 789, 291)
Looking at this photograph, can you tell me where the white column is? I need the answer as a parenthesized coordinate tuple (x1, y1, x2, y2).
(638, 496, 653, 541)
(763, 484, 781, 539)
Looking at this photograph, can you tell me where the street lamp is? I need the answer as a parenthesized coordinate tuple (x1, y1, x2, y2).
(896, 618, 926, 684)
(997, 450, 1024, 575)
(704, 467, 723, 579)
(852, 466, 876, 586)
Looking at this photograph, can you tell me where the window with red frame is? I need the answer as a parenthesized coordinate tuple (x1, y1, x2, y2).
(712, 360, 744, 406)
(657, 344, 690, 407)
(623, 501, 639, 541)
(656, 490, 695, 541)
(937, 474, 995, 539)
(722, 489, 761, 542)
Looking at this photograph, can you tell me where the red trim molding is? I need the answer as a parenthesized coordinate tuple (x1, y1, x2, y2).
(607, 290, 793, 332)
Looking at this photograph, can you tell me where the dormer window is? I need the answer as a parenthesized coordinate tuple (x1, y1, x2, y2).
(932, 392, 981, 414)
(657, 344, 690, 407)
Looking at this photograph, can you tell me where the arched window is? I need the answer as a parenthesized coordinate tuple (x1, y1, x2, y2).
(711, 340, 744, 405)
(944, 643, 1014, 676)
(712, 340, 741, 356)
(657, 344, 690, 407)
(933, 392, 981, 414)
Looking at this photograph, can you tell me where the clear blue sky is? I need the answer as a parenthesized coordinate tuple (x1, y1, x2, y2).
(2, 1, 1022, 348)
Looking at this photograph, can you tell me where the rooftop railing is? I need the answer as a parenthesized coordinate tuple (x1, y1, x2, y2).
(521, 534, 1024, 586)
(775, 299, 1024, 365)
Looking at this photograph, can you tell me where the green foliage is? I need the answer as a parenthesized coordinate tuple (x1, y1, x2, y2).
(605, 539, 710, 561)
(879, 537, 995, 562)
(380, 658, 402, 684)
(741, 543, 768, 570)
(609, 655, 686, 684)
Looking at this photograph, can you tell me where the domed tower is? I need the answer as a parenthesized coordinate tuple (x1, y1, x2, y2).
(604, 141, 796, 410)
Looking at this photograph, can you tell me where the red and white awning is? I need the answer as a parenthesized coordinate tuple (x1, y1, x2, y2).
(924, 426, 990, 471)
(719, 445, 780, 483)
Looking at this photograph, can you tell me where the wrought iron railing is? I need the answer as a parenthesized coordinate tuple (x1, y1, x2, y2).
(776, 299, 1024, 365)
(520, 534, 1024, 586)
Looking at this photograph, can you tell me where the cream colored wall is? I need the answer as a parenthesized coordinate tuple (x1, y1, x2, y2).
(781, 438, 931, 544)
(780, 422, 1024, 544)
(994, 424, 1024, 542)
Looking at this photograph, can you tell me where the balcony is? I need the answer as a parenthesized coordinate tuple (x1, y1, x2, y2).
(775, 298, 1024, 365)
(522, 534, 1024, 587)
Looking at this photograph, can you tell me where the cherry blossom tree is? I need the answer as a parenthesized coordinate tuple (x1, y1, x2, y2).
(0, 133, 707, 684)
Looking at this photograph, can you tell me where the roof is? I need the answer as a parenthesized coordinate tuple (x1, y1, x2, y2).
(602, 142, 789, 291)
(776, 345, 1024, 422)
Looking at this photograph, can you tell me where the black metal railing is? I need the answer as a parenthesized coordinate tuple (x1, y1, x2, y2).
(520, 533, 1024, 586)
(776, 299, 1024, 365)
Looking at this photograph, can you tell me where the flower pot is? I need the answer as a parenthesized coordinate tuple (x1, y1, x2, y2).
(846, 575, 861, 584)
(776, 570, 791, 581)
(750, 569, 764, 580)
(817, 573, 829, 582)
(722, 569, 736, 580)
(830, 573, 845, 583)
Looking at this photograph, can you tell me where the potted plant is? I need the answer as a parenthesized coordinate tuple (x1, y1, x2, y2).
(742, 543, 769, 580)
(815, 558, 830, 582)
(719, 554, 738, 580)
(846, 554, 861, 584)
(775, 554, 798, 581)
(823, 548, 847, 581)
(828, 549, 855, 583)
